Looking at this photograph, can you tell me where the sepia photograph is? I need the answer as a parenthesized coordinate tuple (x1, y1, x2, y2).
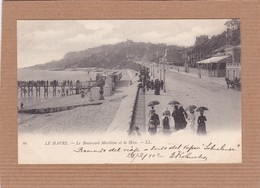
(17, 19, 242, 164)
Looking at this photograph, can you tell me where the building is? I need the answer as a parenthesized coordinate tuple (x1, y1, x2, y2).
(196, 55, 231, 77)
(225, 45, 241, 80)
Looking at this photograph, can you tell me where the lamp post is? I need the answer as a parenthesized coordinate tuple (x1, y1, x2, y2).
(163, 58, 166, 92)
(159, 58, 162, 80)
(163, 49, 168, 92)
(153, 62, 155, 79)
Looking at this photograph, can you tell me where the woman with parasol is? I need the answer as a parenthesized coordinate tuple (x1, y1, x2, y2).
(196, 106, 208, 135)
(148, 109, 160, 135)
(148, 101, 160, 118)
(169, 100, 181, 130)
(162, 108, 171, 130)
(185, 105, 197, 132)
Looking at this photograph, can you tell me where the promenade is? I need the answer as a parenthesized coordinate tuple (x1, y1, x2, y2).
(144, 64, 241, 134)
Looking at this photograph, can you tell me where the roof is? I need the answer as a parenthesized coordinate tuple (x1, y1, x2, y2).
(196, 56, 230, 64)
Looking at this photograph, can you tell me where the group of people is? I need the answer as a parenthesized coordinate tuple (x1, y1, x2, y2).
(138, 66, 164, 95)
(148, 104, 207, 136)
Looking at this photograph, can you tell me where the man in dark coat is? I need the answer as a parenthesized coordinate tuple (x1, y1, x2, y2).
(154, 79, 160, 95)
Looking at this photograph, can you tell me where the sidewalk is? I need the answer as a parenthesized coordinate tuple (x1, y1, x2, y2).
(168, 68, 227, 88)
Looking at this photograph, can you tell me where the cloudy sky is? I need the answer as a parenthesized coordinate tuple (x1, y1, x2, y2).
(18, 19, 229, 68)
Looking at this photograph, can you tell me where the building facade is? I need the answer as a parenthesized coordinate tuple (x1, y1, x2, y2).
(225, 45, 241, 80)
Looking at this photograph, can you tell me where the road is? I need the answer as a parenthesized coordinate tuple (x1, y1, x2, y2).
(144, 63, 241, 133)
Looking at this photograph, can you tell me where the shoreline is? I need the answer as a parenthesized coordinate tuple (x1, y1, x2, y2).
(18, 69, 136, 134)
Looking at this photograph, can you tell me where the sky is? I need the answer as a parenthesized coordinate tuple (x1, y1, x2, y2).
(17, 19, 229, 68)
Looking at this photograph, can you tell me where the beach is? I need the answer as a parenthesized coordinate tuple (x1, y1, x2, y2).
(18, 69, 137, 134)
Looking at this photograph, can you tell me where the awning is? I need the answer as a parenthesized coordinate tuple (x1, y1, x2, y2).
(196, 55, 230, 64)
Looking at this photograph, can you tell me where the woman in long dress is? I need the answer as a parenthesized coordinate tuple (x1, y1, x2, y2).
(172, 105, 180, 130)
(178, 106, 188, 130)
(148, 110, 160, 135)
(197, 111, 207, 135)
(187, 109, 196, 132)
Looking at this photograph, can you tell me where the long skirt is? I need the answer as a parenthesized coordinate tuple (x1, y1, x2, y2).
(163, 117, 170, 130)
(197, 122, 206, 135)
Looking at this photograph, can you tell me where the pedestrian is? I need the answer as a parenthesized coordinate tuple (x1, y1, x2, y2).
(20, 102, 24, 110)
(154, 79, 160, 95)
(133, 126, 141, 136)
(197, 111, 207, 135)
(142, 81, 146, 95)
(148, 110, 160, 135)
(146, 80, 150, 91)
(160, 80, 164, 90)
(187, 109, 196, 132)
(172, 105, 181, 130)
(179, 106, 188, 129)
(162, 114, 170, 130)
(225, 77, 230, 89)
(151, 80, 154, 90)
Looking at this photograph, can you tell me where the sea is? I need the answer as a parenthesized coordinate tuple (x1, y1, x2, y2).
(18, 68, 96, 82)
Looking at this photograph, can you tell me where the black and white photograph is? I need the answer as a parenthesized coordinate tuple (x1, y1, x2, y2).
(17, 19, 241, 164)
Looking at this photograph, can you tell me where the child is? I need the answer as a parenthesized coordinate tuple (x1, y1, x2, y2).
(197, 111, 207, 135)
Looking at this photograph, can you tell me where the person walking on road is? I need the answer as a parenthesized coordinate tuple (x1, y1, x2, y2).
(179, 106, 188, 129)
(197, 111, 207, 135)
(172, 105, 180, 130)
(160, 80, 164, 90)
(148, 110, 160, 135)
(151, 80, 154, 90)
(154, 79, 160, 95)
(187, 109, 196, 132)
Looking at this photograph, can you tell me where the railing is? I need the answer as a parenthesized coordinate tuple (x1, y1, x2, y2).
(128, 84, 140, 135)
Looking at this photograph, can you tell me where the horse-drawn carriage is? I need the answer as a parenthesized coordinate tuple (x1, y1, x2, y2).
(225, 77, 241, 90)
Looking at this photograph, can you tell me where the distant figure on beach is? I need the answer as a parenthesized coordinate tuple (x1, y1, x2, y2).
(148, 110, 160, 135)
(197, 111, 207, 135)
(20, 102, 24, 110)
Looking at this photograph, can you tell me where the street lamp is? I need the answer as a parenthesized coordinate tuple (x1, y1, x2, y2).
(163, 58, 166, 92)
(163, 49, 168, 92)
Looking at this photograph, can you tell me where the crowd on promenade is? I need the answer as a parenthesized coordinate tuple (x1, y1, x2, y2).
(133, 66, 208, 136)
(147, 105, 207, 136)
(138, 66, 164, 96)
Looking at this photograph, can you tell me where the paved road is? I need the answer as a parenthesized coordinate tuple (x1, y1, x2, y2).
(145, 64, 241, 133)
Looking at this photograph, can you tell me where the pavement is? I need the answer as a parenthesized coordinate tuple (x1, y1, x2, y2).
(144, 65, 241, 134)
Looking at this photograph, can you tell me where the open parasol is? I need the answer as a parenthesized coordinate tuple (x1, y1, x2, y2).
(185, 105, 197, 111)
(168, 100, 180, 106)
(147, 100, 160, 107)
(196, 106, 209, 112)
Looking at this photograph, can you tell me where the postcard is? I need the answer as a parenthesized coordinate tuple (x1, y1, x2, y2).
(17, 19, 241, 164)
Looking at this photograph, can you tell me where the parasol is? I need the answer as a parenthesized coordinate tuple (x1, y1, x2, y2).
(196, 106, 209, 112)
(147, 101, 160, 107)
(185, 105, 197, 111)
(168, 100, 180, 106)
